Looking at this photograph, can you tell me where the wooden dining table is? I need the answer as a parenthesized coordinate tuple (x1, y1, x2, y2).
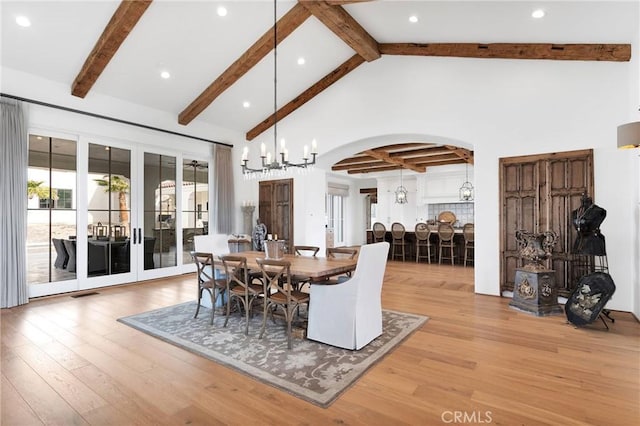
(218, 250, 357, 280)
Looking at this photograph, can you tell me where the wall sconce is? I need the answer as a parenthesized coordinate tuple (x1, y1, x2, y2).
(618, 122, 640, 149)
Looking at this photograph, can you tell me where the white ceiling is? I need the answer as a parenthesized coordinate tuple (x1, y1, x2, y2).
(1, 1, 636, 137)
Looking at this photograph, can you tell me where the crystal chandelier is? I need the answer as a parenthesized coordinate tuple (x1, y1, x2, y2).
(395, 168, 408, 204)
(459, 163, 474, 201)
(240, 0, 317, 178)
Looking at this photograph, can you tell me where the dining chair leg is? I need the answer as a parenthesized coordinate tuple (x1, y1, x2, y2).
(194, 288, 203, 319)
(439, 245, 443, 264)
(208, 289, 215, 325)
(450, 245, 455, 265)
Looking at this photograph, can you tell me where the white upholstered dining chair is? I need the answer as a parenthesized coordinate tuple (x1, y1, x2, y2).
(306, 241, 390, 350)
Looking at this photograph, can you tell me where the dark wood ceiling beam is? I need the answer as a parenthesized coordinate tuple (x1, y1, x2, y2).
(333, 155, 377, 165)
(445, 146, 474, 164)
(347, 164, 403, 174)
(414, 159, 467, 168)
(379, 43, 631, 62)
(363, 149, 425, 173)
(300, 0, 380, 61)
(332, 160, 387, 171)
(179, 4, 311, 126)
(404, 153, 461, 164)
(246, 54, 365, 140)
(71, 0, 153, 98)
(388, 146, 452, 157)
(359, 187, 377, 194)
(371, 142, 428, 151)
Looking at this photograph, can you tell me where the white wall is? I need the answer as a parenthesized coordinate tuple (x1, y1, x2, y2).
(237, 41, 638, 311)
(4, 2, 638, 313)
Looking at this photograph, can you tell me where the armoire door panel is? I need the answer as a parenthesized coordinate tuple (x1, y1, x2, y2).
(500, 149, 593, 294)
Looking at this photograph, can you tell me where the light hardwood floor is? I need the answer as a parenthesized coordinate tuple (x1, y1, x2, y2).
(2, 261, 639, 425)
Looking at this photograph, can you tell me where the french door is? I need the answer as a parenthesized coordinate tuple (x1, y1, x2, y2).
(27, 132, 208, 297)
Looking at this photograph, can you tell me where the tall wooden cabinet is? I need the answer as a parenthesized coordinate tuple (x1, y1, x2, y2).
(500, 149, 594, 296)
(258, 179, 294, 252)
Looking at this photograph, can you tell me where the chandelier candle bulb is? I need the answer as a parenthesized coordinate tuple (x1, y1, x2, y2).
(260, 143, 266, 157)
(303, 145, 309, 160)
(311, 139, 318, 154)
(242, 147, 248, 162)
(284, 148, 289, 162)
(280, 138, 286, 152)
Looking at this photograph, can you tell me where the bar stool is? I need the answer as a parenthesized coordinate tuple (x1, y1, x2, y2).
(438, 223, 456, 265)
(463, 223, 474, 266)
(415, 223, 434, 263)
(391, 222, 407, 261)
(372, 222, 386, 243)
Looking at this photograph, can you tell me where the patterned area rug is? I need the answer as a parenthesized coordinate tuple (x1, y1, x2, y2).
(118, 302, 427, 407)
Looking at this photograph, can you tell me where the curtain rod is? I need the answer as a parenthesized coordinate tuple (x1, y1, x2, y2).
(1, 93, 232, 148)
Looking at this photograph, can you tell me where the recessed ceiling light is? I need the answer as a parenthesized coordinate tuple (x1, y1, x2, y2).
(409, 15, 418, 23)
(16, 15, 31, 27)
(532, 9, 545, 19)
(160, 71, 171, 79)
(242, 101, 251, 108)
(297, 57, 305, 66)
(217, 6, 227, 17)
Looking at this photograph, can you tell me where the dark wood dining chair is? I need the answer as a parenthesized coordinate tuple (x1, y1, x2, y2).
(290, 245, 320, 291)
(190, 251, 228, 325)
(220, 255, 265, 335)
(257, 258, 309, 349)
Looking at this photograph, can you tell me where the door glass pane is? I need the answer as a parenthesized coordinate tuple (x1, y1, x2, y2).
(144, 153, 176, 269)
(88, 144, 131, 276)
(182, 160, 209, 264)
(27, 134, 77, 284)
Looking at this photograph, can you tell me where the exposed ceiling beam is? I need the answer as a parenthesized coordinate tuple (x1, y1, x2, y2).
(388, 146, 452, 157)
(332, 160, 388, 171)
(347, 164, 403, 174)
(71, 0, 153, 98)
(364, 149, 426, 173)
(300, 0, 380, 62)
(374, 142, 430, 151)
(359, 187, 377, 194)
(404, 153, 461, 164)
(179, 4, 311, 126)
(379, 43, 631, 62)
(413, 159, 467, 168)
(246, 54, 365, 140)
(333, 155, 377, 166)
(445, 146, 474, 164)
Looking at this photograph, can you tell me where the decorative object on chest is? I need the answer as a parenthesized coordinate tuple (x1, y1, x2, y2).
(509, 229, 563, 316)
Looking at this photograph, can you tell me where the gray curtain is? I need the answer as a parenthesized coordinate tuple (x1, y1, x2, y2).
(214, 145, 235, 234)
(1, 98, 29, 308)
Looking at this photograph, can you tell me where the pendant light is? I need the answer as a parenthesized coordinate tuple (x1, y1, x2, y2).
(395, 168, 408, 204)
(459, 163, 474, 201)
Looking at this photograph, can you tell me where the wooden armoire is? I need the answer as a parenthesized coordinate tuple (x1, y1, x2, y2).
(258, 178, 294, 253)
(500, 149, 594, 296)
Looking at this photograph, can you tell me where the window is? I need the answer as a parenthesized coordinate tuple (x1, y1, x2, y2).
(27, 134, 77, 284)
(56, 189, 73, 209)
(326, 194, 345, 244)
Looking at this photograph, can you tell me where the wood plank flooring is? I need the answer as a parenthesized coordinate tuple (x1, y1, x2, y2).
(2, 261, 639, 425)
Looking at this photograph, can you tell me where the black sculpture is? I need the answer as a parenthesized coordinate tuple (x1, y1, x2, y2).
(571, 193, 607, 256)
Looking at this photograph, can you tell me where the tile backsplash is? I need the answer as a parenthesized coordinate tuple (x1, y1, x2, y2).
(427, 202, 474, 226)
